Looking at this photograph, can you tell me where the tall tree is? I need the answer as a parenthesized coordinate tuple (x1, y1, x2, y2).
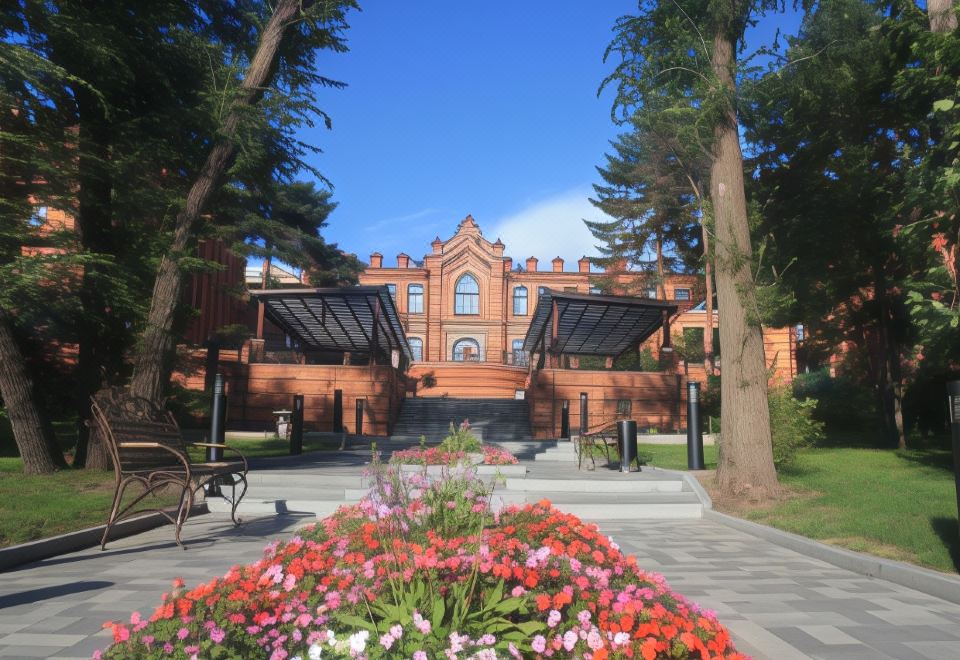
(604, 0, 781, 498)
(129, 0, 356, 402)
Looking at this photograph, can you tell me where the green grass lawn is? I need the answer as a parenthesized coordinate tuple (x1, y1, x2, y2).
(636, 438, 959, 575)
(0, 457, 138, 548)
(0, 429, 335, 548)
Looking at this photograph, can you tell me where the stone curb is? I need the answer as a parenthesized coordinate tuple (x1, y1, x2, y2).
(0, 504, 208, 573)
(703, 508, 960, 606)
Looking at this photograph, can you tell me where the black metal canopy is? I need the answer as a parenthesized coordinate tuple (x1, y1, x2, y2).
(522, 290, 677, 358)
(251, 287, 412, 362)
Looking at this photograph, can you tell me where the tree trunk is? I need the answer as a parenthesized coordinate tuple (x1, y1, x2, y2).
(928, 0, 958, 33)
(655, 233, 666, 299)
(702, 223, 715, 373)
(0, 311, 67, 474)
(875, 262, 906, 449)
(709, 32, 780, 500)
(73, 86, 117, 469)
(129, 0, 304, 402)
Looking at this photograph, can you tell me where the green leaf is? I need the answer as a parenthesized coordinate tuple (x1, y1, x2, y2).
(431, 597, 445, 630)
(333, 613, 375, 633)
(933, 99, 955, 112)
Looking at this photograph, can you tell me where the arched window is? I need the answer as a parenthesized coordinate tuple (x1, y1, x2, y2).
(452, 337, 480, 362)
(408, 283, 424, 314)
(408, 337, 423, 362)
(513, 286, 528, 315)
(454, 273, 479, 315)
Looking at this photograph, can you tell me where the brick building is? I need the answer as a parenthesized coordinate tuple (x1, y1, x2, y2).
(358, 214, 704, 367)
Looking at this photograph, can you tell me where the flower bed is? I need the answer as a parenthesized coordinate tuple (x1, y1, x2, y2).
(99, 464, 744, 659)
(389, 445, 519, 466)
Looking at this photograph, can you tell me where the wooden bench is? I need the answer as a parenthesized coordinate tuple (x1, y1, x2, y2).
(90, 388, 248, 549)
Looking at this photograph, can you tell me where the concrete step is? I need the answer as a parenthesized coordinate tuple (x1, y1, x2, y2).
(502, 477, 684, 493)
(492, 491, 703, 520)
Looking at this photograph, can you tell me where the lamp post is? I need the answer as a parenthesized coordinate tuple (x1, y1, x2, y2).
(948, 381, 960, 539)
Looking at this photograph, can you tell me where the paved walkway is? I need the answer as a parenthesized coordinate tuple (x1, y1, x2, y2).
(2, 452, 960, 659)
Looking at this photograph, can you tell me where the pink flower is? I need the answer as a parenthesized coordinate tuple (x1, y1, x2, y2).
(563, 630, 577, 651)
(177, 627, 190, 640)
(210, 627, 225, 644)
(532, 635, 547, 653)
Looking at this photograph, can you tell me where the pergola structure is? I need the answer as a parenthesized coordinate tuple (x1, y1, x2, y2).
(522, 290, 678, 368)
(251, 286, 412, 367)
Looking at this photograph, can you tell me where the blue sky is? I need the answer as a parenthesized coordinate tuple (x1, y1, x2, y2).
(298, 2, 802, 269)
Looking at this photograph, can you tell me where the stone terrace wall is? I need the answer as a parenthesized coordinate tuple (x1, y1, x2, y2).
(526, 369, 686, 439)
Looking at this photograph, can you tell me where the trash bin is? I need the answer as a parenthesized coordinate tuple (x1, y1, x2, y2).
(617, 419, 638, 473)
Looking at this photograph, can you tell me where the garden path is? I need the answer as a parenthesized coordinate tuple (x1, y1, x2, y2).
(1, 447, 959, 659)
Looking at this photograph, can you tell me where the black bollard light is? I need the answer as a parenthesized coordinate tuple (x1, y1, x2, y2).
(560, 400, 570, 439)
(291, 394, 304, 455)
(617, 419, 638, 473)
(579, 392, 588, 436)
(686, 381, 705, 470)
(207, 373, 227, 496)
(355, 398, 364, 437)
(948, 381, 960, 539)
(333, 389, 343, 432)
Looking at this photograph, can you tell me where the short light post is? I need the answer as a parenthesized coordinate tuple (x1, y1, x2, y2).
(290, 394, 304, 455)
(948, 381, 960, 539)
(355, 398, 364, 437)
(617, 419, 638, 473)
(207, 373, 227, 496)
(686, 381, 705, 470)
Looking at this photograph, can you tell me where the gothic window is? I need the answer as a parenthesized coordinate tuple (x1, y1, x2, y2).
(513, 286, 528, 315)
(452, 337, 480, 362)
(408, 283, 424, 314)
(454, 273, 479, 315)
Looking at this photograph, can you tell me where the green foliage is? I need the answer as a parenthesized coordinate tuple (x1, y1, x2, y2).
(792, 370, 879, 433)
(701, 375, 823, 468)
(767, 385, 824, 469)
(674, 327, 705, 364)
(440, 421, 482, 454)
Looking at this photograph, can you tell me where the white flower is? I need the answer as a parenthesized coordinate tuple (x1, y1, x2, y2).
(308, 642, 323, 659)
(349, 630, 369, 654)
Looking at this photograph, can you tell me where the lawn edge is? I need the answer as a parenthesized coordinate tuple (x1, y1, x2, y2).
(0, 503, 208, 573)
(702, 508, 960, 605)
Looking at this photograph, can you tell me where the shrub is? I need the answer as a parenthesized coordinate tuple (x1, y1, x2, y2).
(792, 369, 878, 432)
(768, 385, 824, 469)
(439, 420, 482, 454)
(98, 464, 744, 659)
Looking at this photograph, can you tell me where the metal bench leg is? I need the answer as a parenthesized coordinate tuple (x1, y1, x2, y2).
(174, 484, 193, 549)
(229, 474, 247, 526)
(101, 479, 129, 551)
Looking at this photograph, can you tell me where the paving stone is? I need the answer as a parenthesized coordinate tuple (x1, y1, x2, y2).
(2, 452, 959, 659)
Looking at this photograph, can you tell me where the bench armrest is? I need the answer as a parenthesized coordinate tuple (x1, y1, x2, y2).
(189, 443, 248, 472)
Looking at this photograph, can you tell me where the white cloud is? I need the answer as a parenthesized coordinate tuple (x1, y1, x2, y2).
(487, 187, 610, 266)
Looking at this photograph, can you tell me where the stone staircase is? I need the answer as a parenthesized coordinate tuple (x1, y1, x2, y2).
(391, 398, 533, 442)
(207, 441, 704, 522)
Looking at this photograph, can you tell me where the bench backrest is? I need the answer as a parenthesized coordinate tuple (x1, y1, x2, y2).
(91, 388, 190, 473)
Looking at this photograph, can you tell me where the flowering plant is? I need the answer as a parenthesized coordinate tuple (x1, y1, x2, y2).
(99, 459, 744, 659)
(389, 444, 518, 466)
